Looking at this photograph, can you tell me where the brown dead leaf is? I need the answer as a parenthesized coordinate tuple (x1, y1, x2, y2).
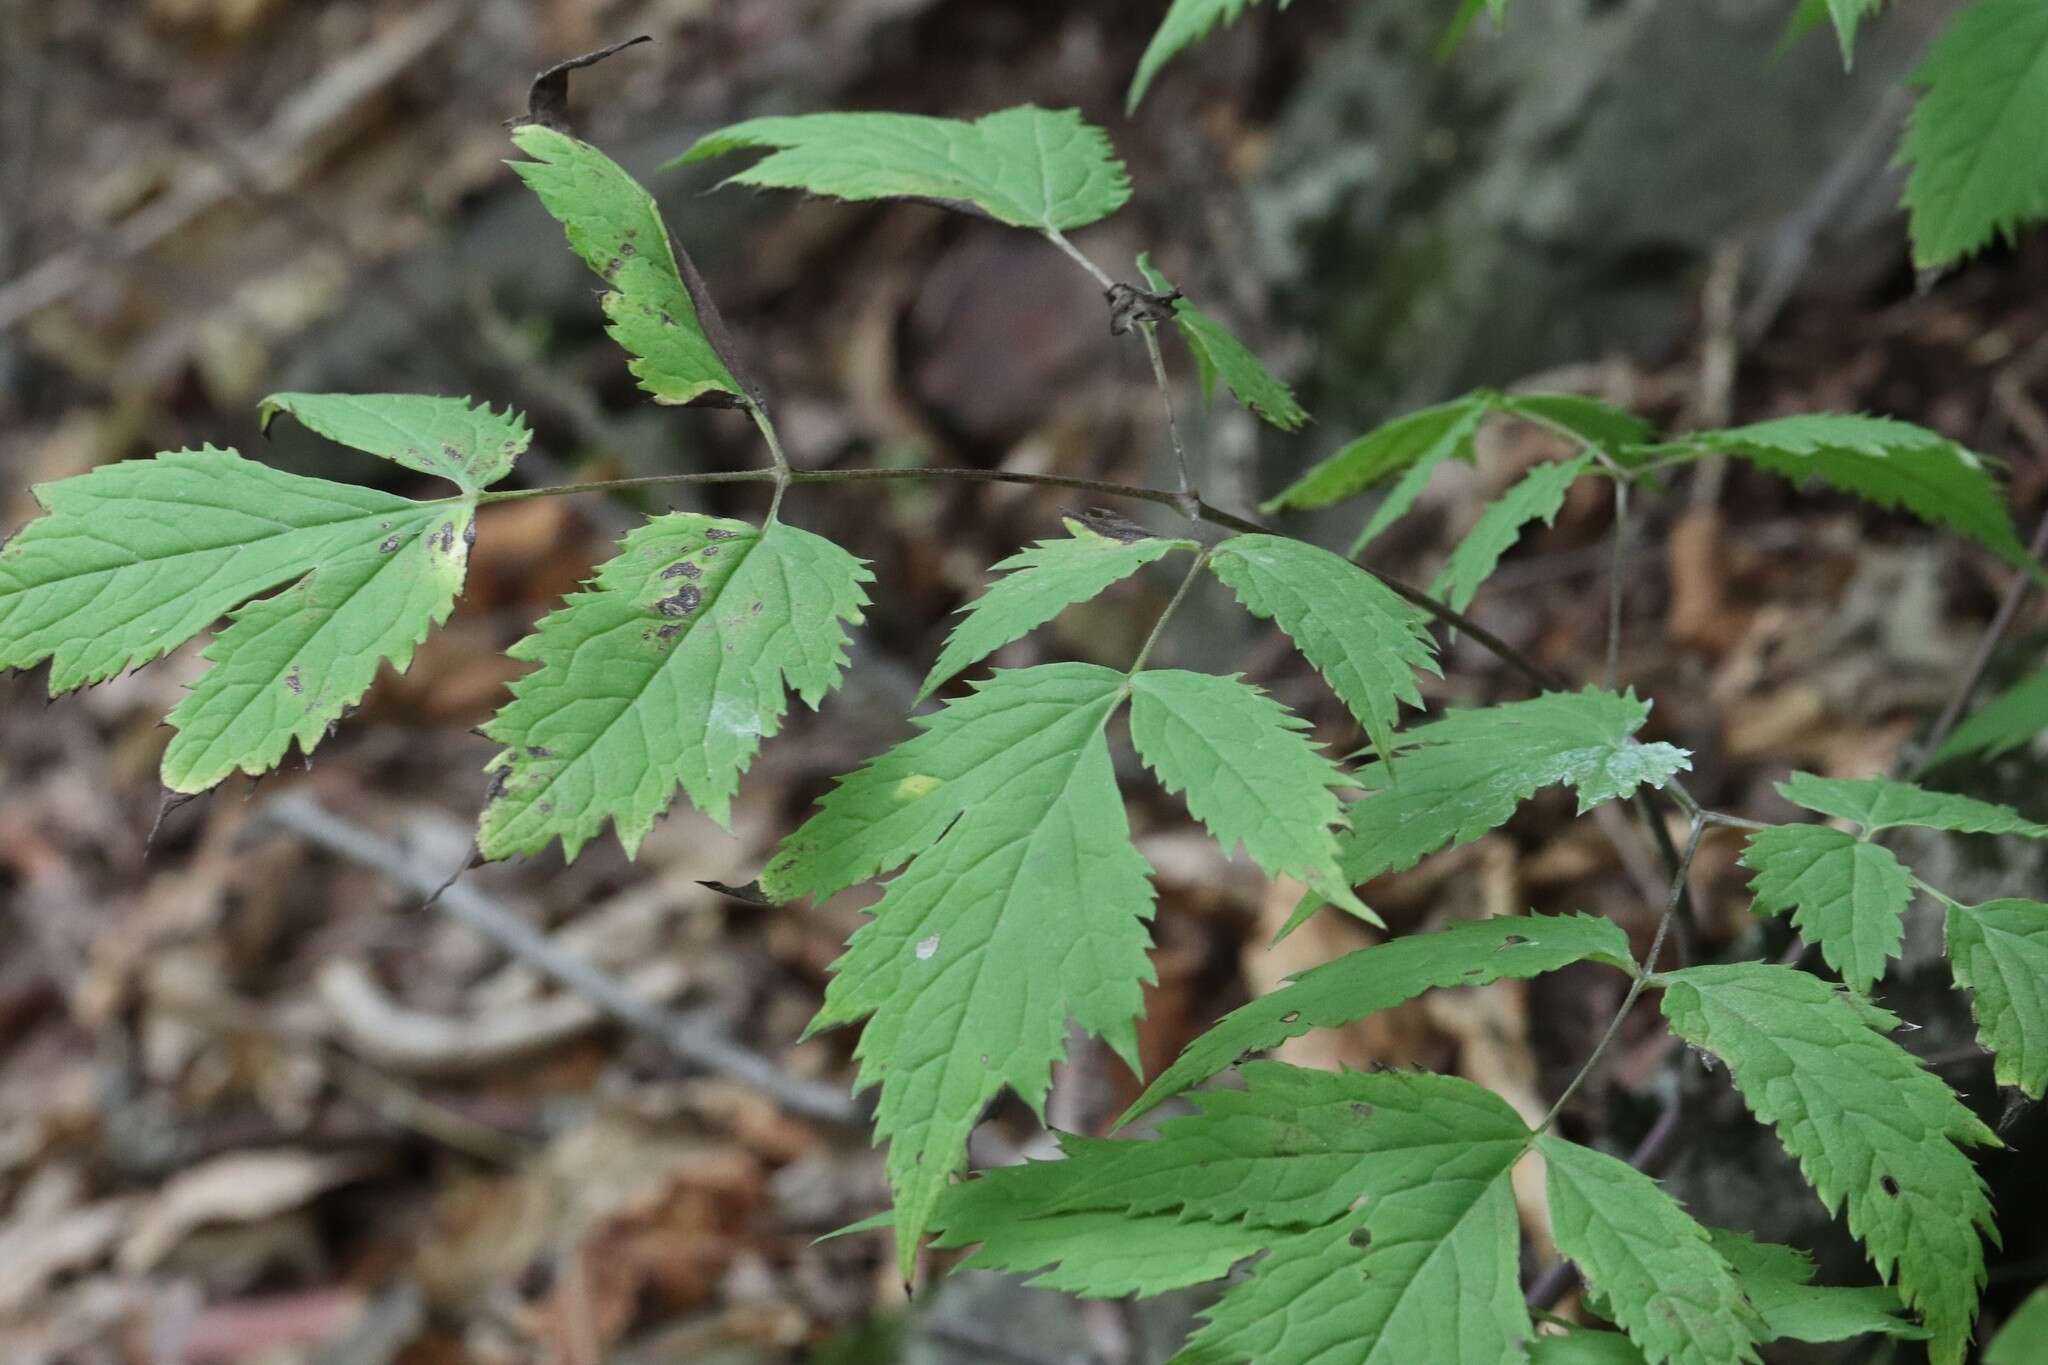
(119, 1149, 370, 1273)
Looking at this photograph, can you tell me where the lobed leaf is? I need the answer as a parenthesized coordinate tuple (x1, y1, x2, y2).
(510, 124, 751, 408)
(1775, 770, 2048, 839)
(1945, 898, 2048, 1098)
(1127, 0, 1290, 113)
(479, 514, 870, 860)
(1431, 453, 1594, 612)
(1137, 255, 1307, 431)
(1206, 533, 1439, 766)
(1932, 667, 2048, 763)
(1741, 824, 1914, 995)
(1657, 963, 1998, 1364)
(1899, 0, 2048, 268)
(1122, 913, 1632, 1124)
(257, 392, 530, 493)
(917, 518, 1194, 701)
(672, 106, 1131, 232)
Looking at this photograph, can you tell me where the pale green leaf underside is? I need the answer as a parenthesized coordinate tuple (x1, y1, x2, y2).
(1432, 453, 1593, 612)
(479, 514, 870, 861)
(938, 1201, 1267, 1298)
(804, 664, 1156, 1273)
(1207, 533, 1439, 767)
(1137, 255, 1307, 431)
(0, 448, 448, 695)
(918, 520, 1193, 701)
(1985, 1285, 2048, 1364)
(1900, 0, 2048, 268)
(1776, 770, 2048, 839)
(1741, 824, 1913, 995)
(1709, 1229, 1927, 1344)
(1934, 667, 2048, 763)
(1129, 668, 1365, 918)
(1539, 1135, 1762, 1365)
(1657, 963, 1997, 1364)
(1123, 913, 1632, 1124)
(510, 124, 749, 408)
(673, 106, 1132, 232)
(258, 392, 530, 493)
(1662, 415, 2028, 568)
(1946, 898, 2048, 1098)
(1263, 392, 1488, 517)
(1128, 0, 1289, 113)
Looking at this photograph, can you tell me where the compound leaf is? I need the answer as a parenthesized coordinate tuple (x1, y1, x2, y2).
(1128, 0, 1290, 113)
(1207, 533, 1439, 765)
(257, 392, 530, 493)
(1263, 393, 1490, 529)
(1708, 1229, 1927, 1344)
(795, 664, 1155, 1273)
(478, 515, 870, 860)
(511, 124, 751, 408)
(1538, 1135, 1763, 1365)
(1137, 255, 1307, 431)
(1741, 825, 1914, 995)
(1900, 0, 2048, 268)
(1128, 668, 1365, 919)
(1123, 913, 1632, 1124)
(1933, 667, 2048, 763)
(1657, 963, 1998, 1364)
(1657, 415, 2028, 569)
(1945, 897, 2048, 1098)
(918, 519, 1194, 701)
(1432, 453, 1594, 612)
(673, 106, 1131, 232)
(1776, 771, 2048, 839)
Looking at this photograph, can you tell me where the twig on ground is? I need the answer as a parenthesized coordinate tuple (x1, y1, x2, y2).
(1914, 503, 2048, 773)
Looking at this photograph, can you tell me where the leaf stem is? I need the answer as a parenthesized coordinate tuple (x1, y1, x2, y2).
(1042, 226, 1117, 291)
(747, 400, 793, 521)
(1138, 319, 1198, 509)
(1606, 478, 1629, 691)
(1128, 549, 1212, 675)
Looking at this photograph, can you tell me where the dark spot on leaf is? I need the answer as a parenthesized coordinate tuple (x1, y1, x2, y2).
(441, 442, 463, 465)
(284, 668, 302, 695)
(604, 257, 622, 279)
(526, 745, 554, 759)
(436, 521, 456, 554)
(1501, 933, 1530, 946)
(704, 527, 741, 540)
(656, 623, 683, 643)
(659, 310, 677, 327)
(1075, 507, 1150, 543)
(1348, 1227, 1372, 1250)
(1349, 1102, 1374, 1119)
(509, 34, 652, 134)
(701, 546, 719, 558)
(661, 560, 700, 580)
(1463, 966, 1485, 976)
(657, 585, 703, 617)
(1279, 1010, 1301, 1024)
(537, 801, 554, 815)
(379, 533, 403, 553)
(1881, 1175, 1900, 1197)
(464, 520, 478, 549)
(750, 601, 764, 614)
(619, 241, 637, 257)
(486, 768, 511, 801)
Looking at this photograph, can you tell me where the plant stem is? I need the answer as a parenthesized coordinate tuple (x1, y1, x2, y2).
(1606, 478, 1629, 691)
(1129, 549, 1212, 675)
(1139, 319, 1197, 508)
(1535, 813, 1706, 1136)
(747, 400, 793, 521)
(1042, 226, 1117, 291)
(1913, 501, 2048, 774)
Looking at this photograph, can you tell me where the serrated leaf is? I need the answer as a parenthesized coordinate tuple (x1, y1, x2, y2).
(1431, 454, 1593, 612)
(257, 392, 530, 493)
(1128, 669, 1365, 919)
(1776, 770, 2048, 838)
(1708, 1229, 1927, 1343)
(510, 124, 751, 408)
(1528, 1329, 1648, 1365)
(1122, 913, 1632, 1124)
(672, 106, 1131, 232)
(1262, 393, 1491, 531)
(918, 519, 1193, 701)
(1946, 898, 2048, 1098)
(1127, 0, 1291, 113)
(0, 448, 458, 696)
(1326, 690, 1689, 906)
(1821, 0, 1885, 66)
(1986, 1285, 2048, 1365)
(163, 503, 473, 791)
(1740, 825, 1914, 995)
(1137, 255, 1307, 431)
(1933, 667, 2048, 763)
(796, 664, 1156, 1273)
(1900, 0, 2048, 268)
(936, 1196, 1267, 1298)
(1657, 962, 1998, 1364)
(1206, 533, 1438, 765)
(1538, 1135, 1763, 1365)
(478, 515, 870, 860)
(1660, 415, 2028, 568)
(1496, 393, 1655, 453)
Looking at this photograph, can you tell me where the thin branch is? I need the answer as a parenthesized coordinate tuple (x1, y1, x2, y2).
(256, 791, 862, 1128)
(1041, 226, 1117, 291)
(1129, 549, 1212, 674)
(747, 401, 793, 521)
(1913, 501, 2048, 774)
(1138, 320, 1197, 507)
(1606, 479, 1629, 691)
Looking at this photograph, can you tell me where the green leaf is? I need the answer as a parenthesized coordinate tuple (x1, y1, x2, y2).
(257, 392, 530, 493)
(1900, 0, 2048, 268)
(918, 518, 1194, 701)
(672, 106, 1131, 232)
(1708, 1229, 1927, 1344)
(510, 124, 751, 408)
(1129, 669, 1365, 919)
(1946, 898, 2048, 1098)
(1122, 913, 1632, 1124)
(1528, 1330, 1648, 1365)
(1262, 394, 1490, 531)
(794, 665, 1156, 1274)
(1206, 533, 1439, 766)
(1128, 0, 1290, 113)
(1659, 415, 2028, 569)
(1657, 963, 1998, 1364)
(1137, 255, 1307, 431)
(1496, 393, 1655, 453)
(478, 515, 870, 860)
(1822, 0, 1885, 67)
(1933, 667, 2048, 763)
(1740, 825, 1914, 995)
(1986, 1285, 2048, 1365)
(1431, 454, 1594, 612)
(935, 1194, 1267, 1298)
(0, 448, 458, 696)
(1776, 770, 2048, 838)
(1538, 1135, 1763, 1365)
(162, 502, 473, 792)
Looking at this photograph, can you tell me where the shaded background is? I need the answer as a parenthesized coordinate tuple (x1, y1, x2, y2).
(3, 0, 2046, 1360)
